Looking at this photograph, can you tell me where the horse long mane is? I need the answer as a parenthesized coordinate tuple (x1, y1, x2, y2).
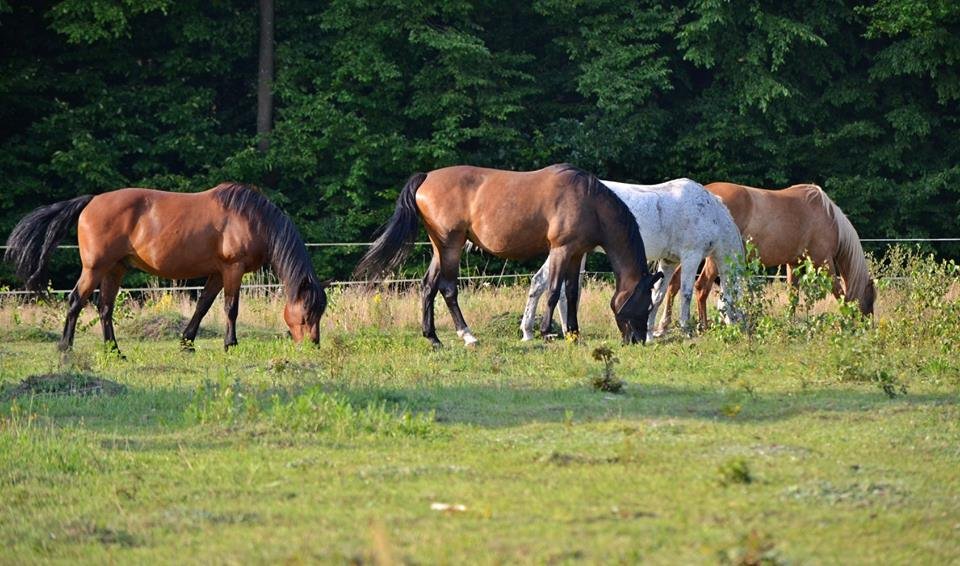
(213, 183, 324, 314)
(555, 164, 649, 271)
(801, 185, 873, 311)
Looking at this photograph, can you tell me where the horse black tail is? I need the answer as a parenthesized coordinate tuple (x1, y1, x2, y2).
(353, 172, 428, 280)
(4, 195, 94, 291)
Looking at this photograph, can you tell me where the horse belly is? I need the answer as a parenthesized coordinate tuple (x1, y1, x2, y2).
(469, 216, 550, 260)
(128, 223, 226, 279)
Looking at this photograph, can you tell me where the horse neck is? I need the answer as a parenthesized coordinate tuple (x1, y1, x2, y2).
(595, 197, 649, 294)
(832, 211, 871, 306)
(262, 227, 315, 307)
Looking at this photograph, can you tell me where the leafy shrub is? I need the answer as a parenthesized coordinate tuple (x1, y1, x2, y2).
(590, 345, 624, 393)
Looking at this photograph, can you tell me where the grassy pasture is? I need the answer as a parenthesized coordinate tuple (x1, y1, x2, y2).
(1, 253, 959, 564)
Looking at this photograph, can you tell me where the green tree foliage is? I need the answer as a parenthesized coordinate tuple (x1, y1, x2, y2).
(1, 1, 958, 287)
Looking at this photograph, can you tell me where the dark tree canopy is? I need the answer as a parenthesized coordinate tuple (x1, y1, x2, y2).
(1, 0, 958, 286)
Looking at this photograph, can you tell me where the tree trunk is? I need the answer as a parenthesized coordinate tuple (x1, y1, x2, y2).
(256, 0, 274, 153)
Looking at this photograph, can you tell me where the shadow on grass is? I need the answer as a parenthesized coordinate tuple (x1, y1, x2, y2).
(1, 378, 953, 433)
(340, 382, 955, 428)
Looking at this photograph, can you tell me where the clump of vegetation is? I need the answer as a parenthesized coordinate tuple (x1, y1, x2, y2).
(718, 457, 754, 486)
(834, 340, 909, 398)
(788, 256, 834, 318)
(590, 345, 624, 393)
(722, 241, 772, 339)
(719, 530, 787, 566)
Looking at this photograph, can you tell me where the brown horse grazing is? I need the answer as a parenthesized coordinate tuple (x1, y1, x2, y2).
(353, 164, 663, 347)
(660, 182, 875, 331)
(4, 183, 329, 353)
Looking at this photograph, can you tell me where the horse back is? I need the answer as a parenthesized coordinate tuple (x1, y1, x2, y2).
(414, 165, 595, 259)
(77, 188, 265, 278)
(706, 182, 838, 265)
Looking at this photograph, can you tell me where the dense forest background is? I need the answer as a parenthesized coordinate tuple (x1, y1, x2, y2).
(1, 0, 958, 287)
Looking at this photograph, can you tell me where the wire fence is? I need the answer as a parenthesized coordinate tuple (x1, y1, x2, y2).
(0, 237, 955, 297)
(1, 237, 958, 252)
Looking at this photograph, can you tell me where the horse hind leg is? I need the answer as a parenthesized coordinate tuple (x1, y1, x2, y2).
(697, 258, 719, 330)
(520, 262, 549, 341)
(711, 256, 740, 325)
(59, 266, 104, 351)
(677, 255, 702, 336)
(436, 241, 476, 346)
(421, 256, 443, 348)
(97, 265, 127, 356)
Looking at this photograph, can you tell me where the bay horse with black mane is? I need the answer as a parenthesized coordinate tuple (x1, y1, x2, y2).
(4, 183, 329, 353)
(353, 164, 662, 347)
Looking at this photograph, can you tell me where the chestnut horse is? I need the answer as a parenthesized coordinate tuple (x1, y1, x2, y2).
(4, 183, 328, 353)
(660, 182, 875, 331)
(353, 164, 662, 347)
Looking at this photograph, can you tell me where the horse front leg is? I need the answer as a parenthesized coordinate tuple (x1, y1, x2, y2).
(521, 261, 549, 341)
(221, 266, 244, 351)
(181, 274, 223, 351)
(560, 254, 585, 341)
(647, 261, 678, 343)
(678, 255, 702, 337)
(540, 249, 569, 339)
(557, 255, 587, 336)
(656, 268, 681, 337)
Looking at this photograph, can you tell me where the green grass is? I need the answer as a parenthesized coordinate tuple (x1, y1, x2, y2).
(1, 269, 959, 564)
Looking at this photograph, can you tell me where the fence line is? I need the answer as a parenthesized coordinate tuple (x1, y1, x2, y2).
(0, 237, 953, 297)
(1, 237, 959, 252)
(0, 272, 542, 296)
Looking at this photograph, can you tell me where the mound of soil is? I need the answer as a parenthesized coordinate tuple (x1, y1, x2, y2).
(0, 326, 60, 343)
(122, 311, 215, 340)
(123, 311, 188, 339)
(2, 373, 125, 400)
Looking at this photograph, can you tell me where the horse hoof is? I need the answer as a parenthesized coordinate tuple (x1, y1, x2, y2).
(180, 339, 196, 353)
